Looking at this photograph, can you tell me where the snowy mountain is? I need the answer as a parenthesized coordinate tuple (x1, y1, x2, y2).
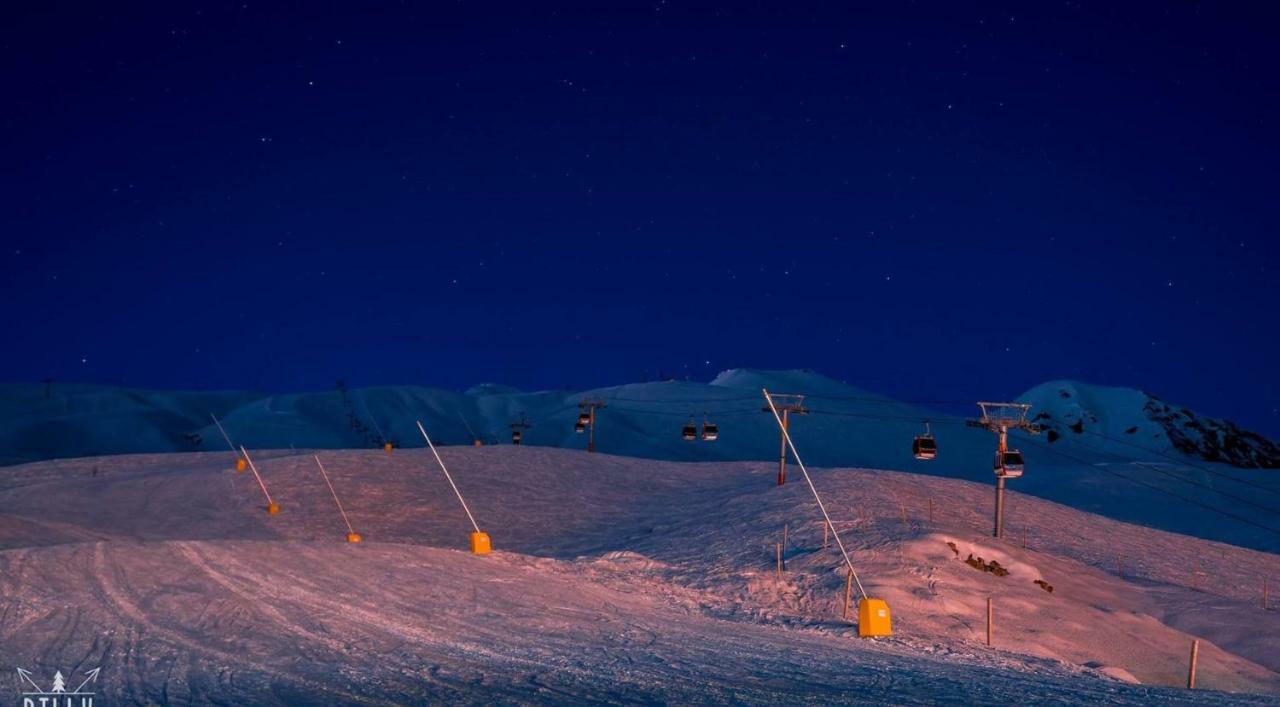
(1020, 381, 1280, 469)
(2, 370, 1278, 551)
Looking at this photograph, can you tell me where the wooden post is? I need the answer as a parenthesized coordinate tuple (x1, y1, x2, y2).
(928, 498, 934, 524)
(1264, 577, 1270, 610)
(1021, 527, 1027, 549)
(899, 502, 908, 524)
(783, 523, 789, 548)
(1192, 560, 1200, 591)
(1187, 639, 1199, 689)
(823, 520, 829, 549)
(775, 543, 783, 580)
(842, 569, 853, 620)
(986, 597, 993, 646)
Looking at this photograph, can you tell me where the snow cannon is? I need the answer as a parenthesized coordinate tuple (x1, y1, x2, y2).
(470, 531, 492, 555)
(266, 502, 281, 515)
(857, 598, 892, 637)
(346, 532, 363, 543)
(384, 442, 393, 453)
(236, 458, 247, 472)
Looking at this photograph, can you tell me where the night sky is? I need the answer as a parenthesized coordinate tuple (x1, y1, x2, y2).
(4, 2, 1278, 435)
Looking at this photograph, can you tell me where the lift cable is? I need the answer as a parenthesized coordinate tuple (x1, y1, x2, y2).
(1016, 435, 1280, 538)
(800, 408, 1280, 519)
(1074, 427, 1280, 498)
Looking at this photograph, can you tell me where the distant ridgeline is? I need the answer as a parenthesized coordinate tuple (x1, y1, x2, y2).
(1020, 382, 1280, 469)
(1, 370, 1276, 471)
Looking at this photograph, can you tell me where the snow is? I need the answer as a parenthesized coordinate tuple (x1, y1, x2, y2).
(1, 445, 1277, 704)
(3, 370, 1280, 554)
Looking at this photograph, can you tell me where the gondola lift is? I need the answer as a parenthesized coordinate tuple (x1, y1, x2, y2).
(912, 421, 938, 461)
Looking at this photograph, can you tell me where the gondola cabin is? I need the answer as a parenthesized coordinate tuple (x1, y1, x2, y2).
(574, 420, 587, 434)
(512, 429, 523, 444)
(701, 422, 719, 441)
(682, 421, 698, 441)
(912, 435, 937, 460)
(994, 450, 1025, 478)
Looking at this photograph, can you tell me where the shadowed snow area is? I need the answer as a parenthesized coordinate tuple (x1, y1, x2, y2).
(1, 446, 1278, 704)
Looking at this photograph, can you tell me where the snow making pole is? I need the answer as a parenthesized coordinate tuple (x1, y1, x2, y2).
(762, 389, 892, 637)
(211, 413, 248, 472)
(313, 455, 362, 543)
(358, 391, 390, 451)
(239, 446, 280, 514)
(416, 420, 491, 555)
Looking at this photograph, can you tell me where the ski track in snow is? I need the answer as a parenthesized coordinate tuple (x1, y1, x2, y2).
(0, 446, 1277, 705)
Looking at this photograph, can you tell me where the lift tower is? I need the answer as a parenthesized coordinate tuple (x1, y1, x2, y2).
(509, 415, 532, 445)
(577, 399, 607, 453)
(966, 402, 1042, 538)
(762, 393, 807, 486)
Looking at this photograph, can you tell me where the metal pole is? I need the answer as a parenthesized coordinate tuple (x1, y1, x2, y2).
(314, 456, 357, 536)
(994, 425, 1008, 538)
(239, 446, 276, 507)
(211, 413, 238, 455)
(416, 420, 482, 533)
(994, 476, 1006, 538)
(588, 404, 596, 453)
(777, 408, 789, 486)
(762, 389, 867, 599)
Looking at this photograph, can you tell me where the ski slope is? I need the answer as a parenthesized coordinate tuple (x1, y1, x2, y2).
(2, 369, 1278, 553)
(0, 446, 1278, 704)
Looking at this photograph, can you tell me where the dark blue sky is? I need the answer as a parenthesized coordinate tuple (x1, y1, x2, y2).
(3, 2, 1278, 435)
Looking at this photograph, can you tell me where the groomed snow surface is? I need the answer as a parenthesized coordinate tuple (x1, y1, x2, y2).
(2, 446, 1278, 705)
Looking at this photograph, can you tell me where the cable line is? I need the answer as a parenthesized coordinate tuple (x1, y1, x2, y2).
(1016, 435, 1280, 538)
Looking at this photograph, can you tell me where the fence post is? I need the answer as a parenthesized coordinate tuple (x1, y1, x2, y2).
(842, 568, 853, 620)
(986, 597, 993, 646)
(1187, 639, 1199, 689)
(776, 543, 783, 580)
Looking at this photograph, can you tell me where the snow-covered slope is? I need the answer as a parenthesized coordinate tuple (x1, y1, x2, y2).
(2, 371, 1279, 553)
(1, 447, 1278, 704)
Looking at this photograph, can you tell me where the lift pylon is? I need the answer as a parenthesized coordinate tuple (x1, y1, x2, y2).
(966, 402, 1042, 538)
(761, 393, 807, 486)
